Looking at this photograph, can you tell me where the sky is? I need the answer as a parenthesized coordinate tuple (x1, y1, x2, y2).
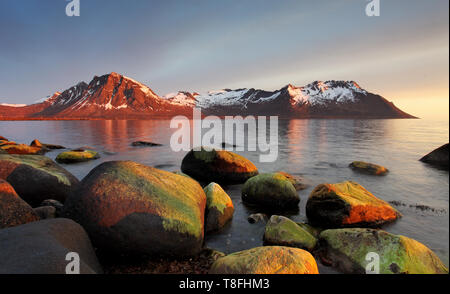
(0, 0, 448, 119)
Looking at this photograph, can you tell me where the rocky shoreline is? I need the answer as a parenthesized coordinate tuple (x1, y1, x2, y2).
(0, 135, 448, 274)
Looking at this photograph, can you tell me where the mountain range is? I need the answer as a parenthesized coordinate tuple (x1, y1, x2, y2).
(0, 72, 416, 120)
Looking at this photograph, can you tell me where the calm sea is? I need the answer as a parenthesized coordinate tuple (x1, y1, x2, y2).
(1, 119, 448, 273)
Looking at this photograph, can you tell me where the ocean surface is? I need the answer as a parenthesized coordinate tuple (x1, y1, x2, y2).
(1, 118, 448, 273)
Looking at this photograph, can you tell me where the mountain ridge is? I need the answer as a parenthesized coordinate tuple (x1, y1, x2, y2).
(0, 72, 417, 120)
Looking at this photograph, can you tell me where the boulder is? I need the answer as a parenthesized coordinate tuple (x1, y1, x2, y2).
(181, 147, 258, 184)
(0, 154, 79, 206)
(56, 149, 100, 164)
(241, 173, 299, 210)
(0, 218, 102, 274)
(204, 182, 234, 233)
(264, 215, 317, 251)
(1, 144, 45, 155)
(349, 161, 389, 176)
(131, 141, 163, 147)
(33, 206, 57, 219)
(319, 228, 448, 274)
(276, 171, 308, 190)
(62, 161, 206, 257)
(209, 246, 319, 274)
(0, 179, 39, 229)
(306, 181, 400, 228)
(420, 143, 449, 170)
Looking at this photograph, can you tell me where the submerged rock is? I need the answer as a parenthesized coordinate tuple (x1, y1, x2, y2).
(420, 143, 449, 170)
(0, 179, 39, 229)
(0, 155, 79, 206)
(241, 173, 299, 210)
(56, 149, 100, 164)
(349, 161, 389, 176)
(0, 218, 102, 274)
(306, 181, 400, 228)
(248, 213, 268, 224)
(209, 246, 319, 274)
(264, 215, 317, 251)
(319, 228, 448, 274)
(276, 171, 308, 190)
(62, 161, 206, 257)
(131, 141, 163, 147)
(204, 182, 234, 233)
(181, 147, 258, 184)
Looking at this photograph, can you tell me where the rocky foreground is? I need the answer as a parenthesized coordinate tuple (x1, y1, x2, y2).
(0, 135, 448, 274)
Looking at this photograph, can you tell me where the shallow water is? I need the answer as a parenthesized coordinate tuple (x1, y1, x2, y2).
(1, 119, 448, 273)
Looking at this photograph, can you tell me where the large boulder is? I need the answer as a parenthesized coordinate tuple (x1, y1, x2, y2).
(204, 182, 234, 233)
(349, 161, 389, 176)
(62, 161, 206, 257)
(306, 181, 400, 228)
(420, 143, 449, 170)
(264, 215, 317, 251)
(209, 246, 319, 274)
(319, 228, 448, 274)
(56, 149, 100, 164)
(0, 179, 39, 229)
(0, 155, 79, 206)
(181, 147, 258, 184)
(0, 218, 102, 274)
(242, 173, 299, 210)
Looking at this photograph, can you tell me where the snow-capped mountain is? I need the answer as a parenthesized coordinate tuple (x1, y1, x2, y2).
(0, 73, 415, 119)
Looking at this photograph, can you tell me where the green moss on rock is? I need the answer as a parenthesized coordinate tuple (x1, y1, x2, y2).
(264, 215, 317, 251)
(56, 150, 100, 164)
(204, 182, 234, 233)
(242, 173, 299, 210)
(319, 228, 448, 274)
(209, 246, 319, 274)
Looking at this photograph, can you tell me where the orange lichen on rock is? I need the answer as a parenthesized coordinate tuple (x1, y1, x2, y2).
(306, 181, 400, 228)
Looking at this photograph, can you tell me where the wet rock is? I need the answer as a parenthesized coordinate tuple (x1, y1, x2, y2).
(0, 155, 79, 206)
(33, 206, 56, 219)
(1, 144, 45, 155)
(349, 161, 389, 176)
(242, 173, 299, 210)
(131, 141, 163, 147)
(181, 147, 258, 184)
(0, 136, 8, 141)
(31, 139, 64, 151)
(0, 179, 39, 229)
(0, 218, 102, 274)
(420, 143, 449, 170)
(276, 171, 308, 190)
(62, 161, 206, 257)
(56, 149, 100, 164)
(319, 228, 448, 274)
(30, 139, 43, 148)
(42, 143, 66, 150)
(247, 213, 268, 224)
(209, 246, 319, 274)
(204, 182, 234, 233)
(306, 181, 401, 228)
(0, 148, 6, 154)
(41, 199, 64, 217)
(264, 215, 317, 251)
